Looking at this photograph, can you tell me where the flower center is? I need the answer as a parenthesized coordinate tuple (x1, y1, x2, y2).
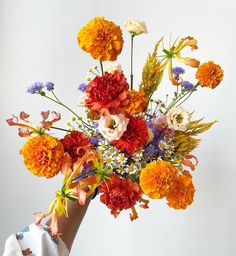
(175, 114, 183, 124)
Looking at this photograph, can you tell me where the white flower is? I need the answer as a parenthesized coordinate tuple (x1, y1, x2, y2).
(166, 107, 190, 131)
(97, 114, 129, 141)
(104, 63, 123, 74)
(125, 19, 148, 36)
(76, 93, 87, 107)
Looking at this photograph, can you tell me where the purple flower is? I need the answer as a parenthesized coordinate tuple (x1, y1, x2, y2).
(78, 83, 87, 92)
(144, 144, 156, 157)
(144, 121, 164, 157)
(27, 82, 44, 94)
(45, 81, 54, 91)
(89, 137, 99, 147)
(172, 67, 185, 80)
(152, 115, 168, 131)
(181, 81, 194, 90)
(74, 163, 94, 182)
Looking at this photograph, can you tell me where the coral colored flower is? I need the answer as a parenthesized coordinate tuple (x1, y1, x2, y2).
(77, 17, 123, 61)
(97, 113, 129, 141)
(125, 90, 148, 115)
(140, 160, 177, 199)
(87, 110, 100, 120)
(195, 61, 224, 89)
(20, 135, 64, 178)
(112, 115, 148, 154)
(185, 58, 200, 68)
(60, 130, 93, 163)
(99, 173, 142, 217)
(85, 71, 129, 115)
(167, 171, 195, 209)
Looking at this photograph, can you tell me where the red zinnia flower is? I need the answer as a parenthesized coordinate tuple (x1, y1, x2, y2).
(60, 130, 92, 163)
(99, 174, 142, 218)
(112, 115, 148, 154)
(85, 71, 129, 115)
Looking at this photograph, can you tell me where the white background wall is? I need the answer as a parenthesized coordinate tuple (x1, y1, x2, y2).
(0, 0, 235, 255)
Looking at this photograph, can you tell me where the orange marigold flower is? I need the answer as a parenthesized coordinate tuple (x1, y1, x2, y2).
(195, 61, 224, 89)
(20, 135, 64, 178)
(166, 171, 195, 209)
(77, 16, 123, 61)
(125, 90, 148, 115)
(140, 160, 177, 199)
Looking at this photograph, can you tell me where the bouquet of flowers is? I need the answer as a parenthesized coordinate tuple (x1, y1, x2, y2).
(7, 17, 224, 236)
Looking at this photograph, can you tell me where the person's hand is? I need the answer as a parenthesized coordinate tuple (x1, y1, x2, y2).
(47, 197, 91, 252)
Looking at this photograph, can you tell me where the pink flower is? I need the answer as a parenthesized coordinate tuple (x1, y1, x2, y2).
(152, 115, 168, 130)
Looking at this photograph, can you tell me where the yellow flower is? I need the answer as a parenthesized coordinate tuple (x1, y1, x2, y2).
(195, 61, 224, 89)
(20, 135, 64, 178)
(125, 90, 148, 115)
(77, 17, 123, 61)
(140, 160, 177, 199)
(166, 171, 195, 209)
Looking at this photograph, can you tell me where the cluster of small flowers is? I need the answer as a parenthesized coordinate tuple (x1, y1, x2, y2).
(97, 140, 128, 169)
(159, 138, 176, 162)
(27, 81, 54, 94)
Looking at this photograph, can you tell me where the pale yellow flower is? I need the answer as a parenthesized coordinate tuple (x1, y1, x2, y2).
(125, 19, 148, 36)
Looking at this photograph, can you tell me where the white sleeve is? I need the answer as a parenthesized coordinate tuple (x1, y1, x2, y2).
(3, 223, 69, 256)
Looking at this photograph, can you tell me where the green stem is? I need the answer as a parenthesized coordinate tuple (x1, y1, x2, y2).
(41, 94, 93, 130)
(51, 126, 71, 132)
(175, 88, 196, 108)
(43, 94, 79, 118)
(165, 83, 199, 113)
(130, 35, 134, 90)
(100, 61, 104, 76)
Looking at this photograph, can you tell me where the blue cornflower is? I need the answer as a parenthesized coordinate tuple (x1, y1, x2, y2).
(78, 83, 87, 92)
(172, 67, 185, 80)
(27, 81, 44, 94)
(45, 81, 54, 91)
(181, 81, 194, 90)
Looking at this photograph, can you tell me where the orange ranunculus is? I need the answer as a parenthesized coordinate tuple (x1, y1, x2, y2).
(78, 16, 123, 61)
(195, 61, 224, 89)
(166, 171, 195, 209)
(140, 160, 177, 199)
(125, 90, 148, 115)
(20, 135, 64, 178)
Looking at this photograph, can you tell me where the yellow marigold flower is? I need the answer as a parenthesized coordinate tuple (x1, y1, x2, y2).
(195, 61, 224, 89)
(166, 171, 195, 209)
(140, 160, 177, 199)
(125, 90, 148, 115)
(77, 17, 123, 61)
(20, 135, 64, 178)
